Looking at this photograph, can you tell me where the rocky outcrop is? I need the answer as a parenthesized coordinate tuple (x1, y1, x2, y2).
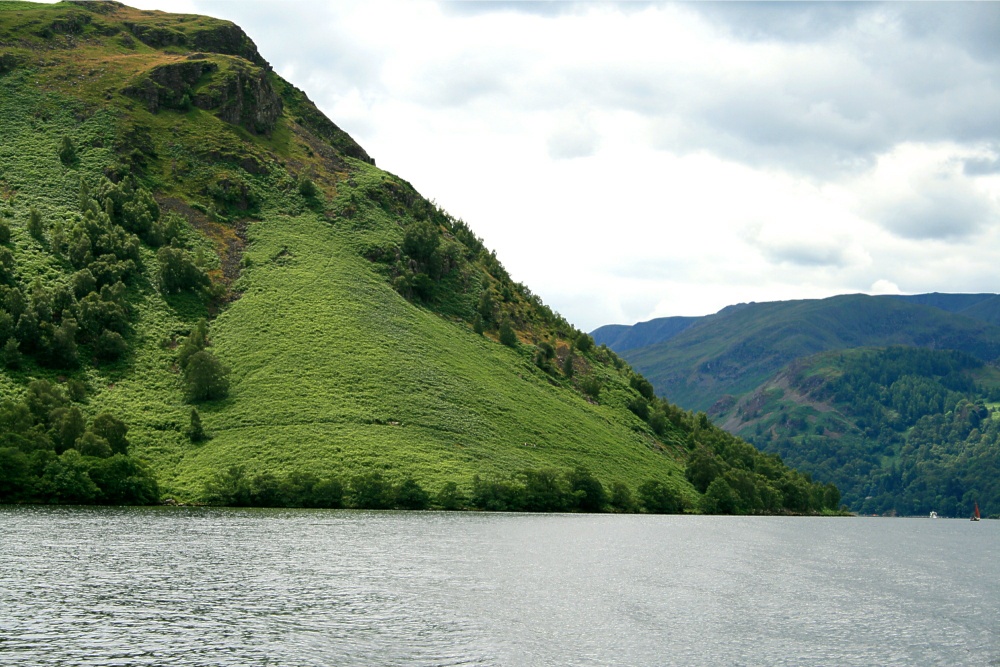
(123, 56, 283, 136)
(123, 59, 218, 113)
(188, 23, 268, 70)
(193, 61, 282, 135)
(123, 21, 268, 71)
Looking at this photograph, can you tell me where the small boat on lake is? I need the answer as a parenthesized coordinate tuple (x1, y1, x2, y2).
(929, 511, 938, 519)
(971, 502, 981, 521)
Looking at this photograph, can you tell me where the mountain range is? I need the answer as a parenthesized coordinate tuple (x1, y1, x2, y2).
(594, 293, 1000, 515)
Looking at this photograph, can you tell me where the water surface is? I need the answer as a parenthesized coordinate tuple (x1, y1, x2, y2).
(1, 507, 997, 666)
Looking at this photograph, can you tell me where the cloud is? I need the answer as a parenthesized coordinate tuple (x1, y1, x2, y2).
(547, 112, 599, 159)
(870, 279, 903, 295)
(857, 144, 1000, 240)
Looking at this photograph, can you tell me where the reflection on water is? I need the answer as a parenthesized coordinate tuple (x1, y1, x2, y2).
(1, 507, 998, 666)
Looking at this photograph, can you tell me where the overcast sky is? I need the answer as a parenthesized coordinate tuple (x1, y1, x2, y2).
(116, 1, 1000, 331)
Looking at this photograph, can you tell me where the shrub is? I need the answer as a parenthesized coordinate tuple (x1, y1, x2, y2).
(498, 321, 517, 347)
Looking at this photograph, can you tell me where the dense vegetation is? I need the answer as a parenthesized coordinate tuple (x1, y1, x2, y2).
(713, 347, 1000, 517)
(0, 0, 836, 514)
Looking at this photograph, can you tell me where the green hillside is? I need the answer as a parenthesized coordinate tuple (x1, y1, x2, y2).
(0, 1, 835, 513)
(710, 347, 1000, 517)
(618, 294, 1000, 412)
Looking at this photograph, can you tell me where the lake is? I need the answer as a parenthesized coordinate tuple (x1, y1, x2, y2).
(1, 507, 997, 666)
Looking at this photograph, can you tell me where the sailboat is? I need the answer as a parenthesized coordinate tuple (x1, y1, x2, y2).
(971, 502, 981, 522)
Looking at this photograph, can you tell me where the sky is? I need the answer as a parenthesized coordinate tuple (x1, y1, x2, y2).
(95, 1, 1000, 331)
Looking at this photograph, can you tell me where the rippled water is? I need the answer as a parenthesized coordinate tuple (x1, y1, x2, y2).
(1, 507, 998, 666)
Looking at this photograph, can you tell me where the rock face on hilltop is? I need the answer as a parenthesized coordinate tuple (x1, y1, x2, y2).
(195, 59, 282, 134)
(124, 56, 283, 135)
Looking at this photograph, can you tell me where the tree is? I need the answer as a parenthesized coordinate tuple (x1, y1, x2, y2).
(28, 207, 44, 241)
(183, 350, 230, 402)
(581, 375, 602, 400)
(520, 468, 569, 512)
(298, 176, 318, 198)
(91, 413, 129, 455)
(701, 477, 738, 514)
(87, 454, 160, 504)
(39, 449, 99, 503)
(394, 477, 430, 510)
(638, 479, 685, 514)
(76, 431, 112, 458)
(94, 329, 127, 361)
(498, 320, 517, 347)
(1, 338, 21, 370)
(157, 246, 209, 294)
(59, 136, 77, 166)
(186, 407, 208, 442)
(608, 482, 637, 513)
(348, 471, 394, 509)
(435, 481, 466, 510)
(562, 351, 575, 377)
(566, 467, 606, 512)
(204, 465, 250, 506)
(51, 405, 86, 453)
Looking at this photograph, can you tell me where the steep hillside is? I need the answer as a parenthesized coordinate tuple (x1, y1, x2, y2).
(710, 347, 1000, 517)
(612, 294, 1000, 412)
(0, 1, 835, 513)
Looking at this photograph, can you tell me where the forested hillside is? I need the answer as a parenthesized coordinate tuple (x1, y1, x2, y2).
(0, 1, 836, 514)
(711, 347, 1000, 517)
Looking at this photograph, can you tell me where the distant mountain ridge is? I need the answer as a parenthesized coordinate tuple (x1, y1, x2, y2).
(595, 293, 1000, 412)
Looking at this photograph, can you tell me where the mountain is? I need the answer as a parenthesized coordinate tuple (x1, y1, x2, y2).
(591, 316, 699, 353)
(605, 293, 1000, 412)
(595, 294, 1000, 515)
(0, 1, 835, 513)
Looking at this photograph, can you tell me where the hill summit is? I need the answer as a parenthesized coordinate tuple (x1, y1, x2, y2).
(0, 0, 836, 514)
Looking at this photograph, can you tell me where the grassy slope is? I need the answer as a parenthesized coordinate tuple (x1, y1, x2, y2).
(165, 202, 689, 499)
(0, 1, 695, 503)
